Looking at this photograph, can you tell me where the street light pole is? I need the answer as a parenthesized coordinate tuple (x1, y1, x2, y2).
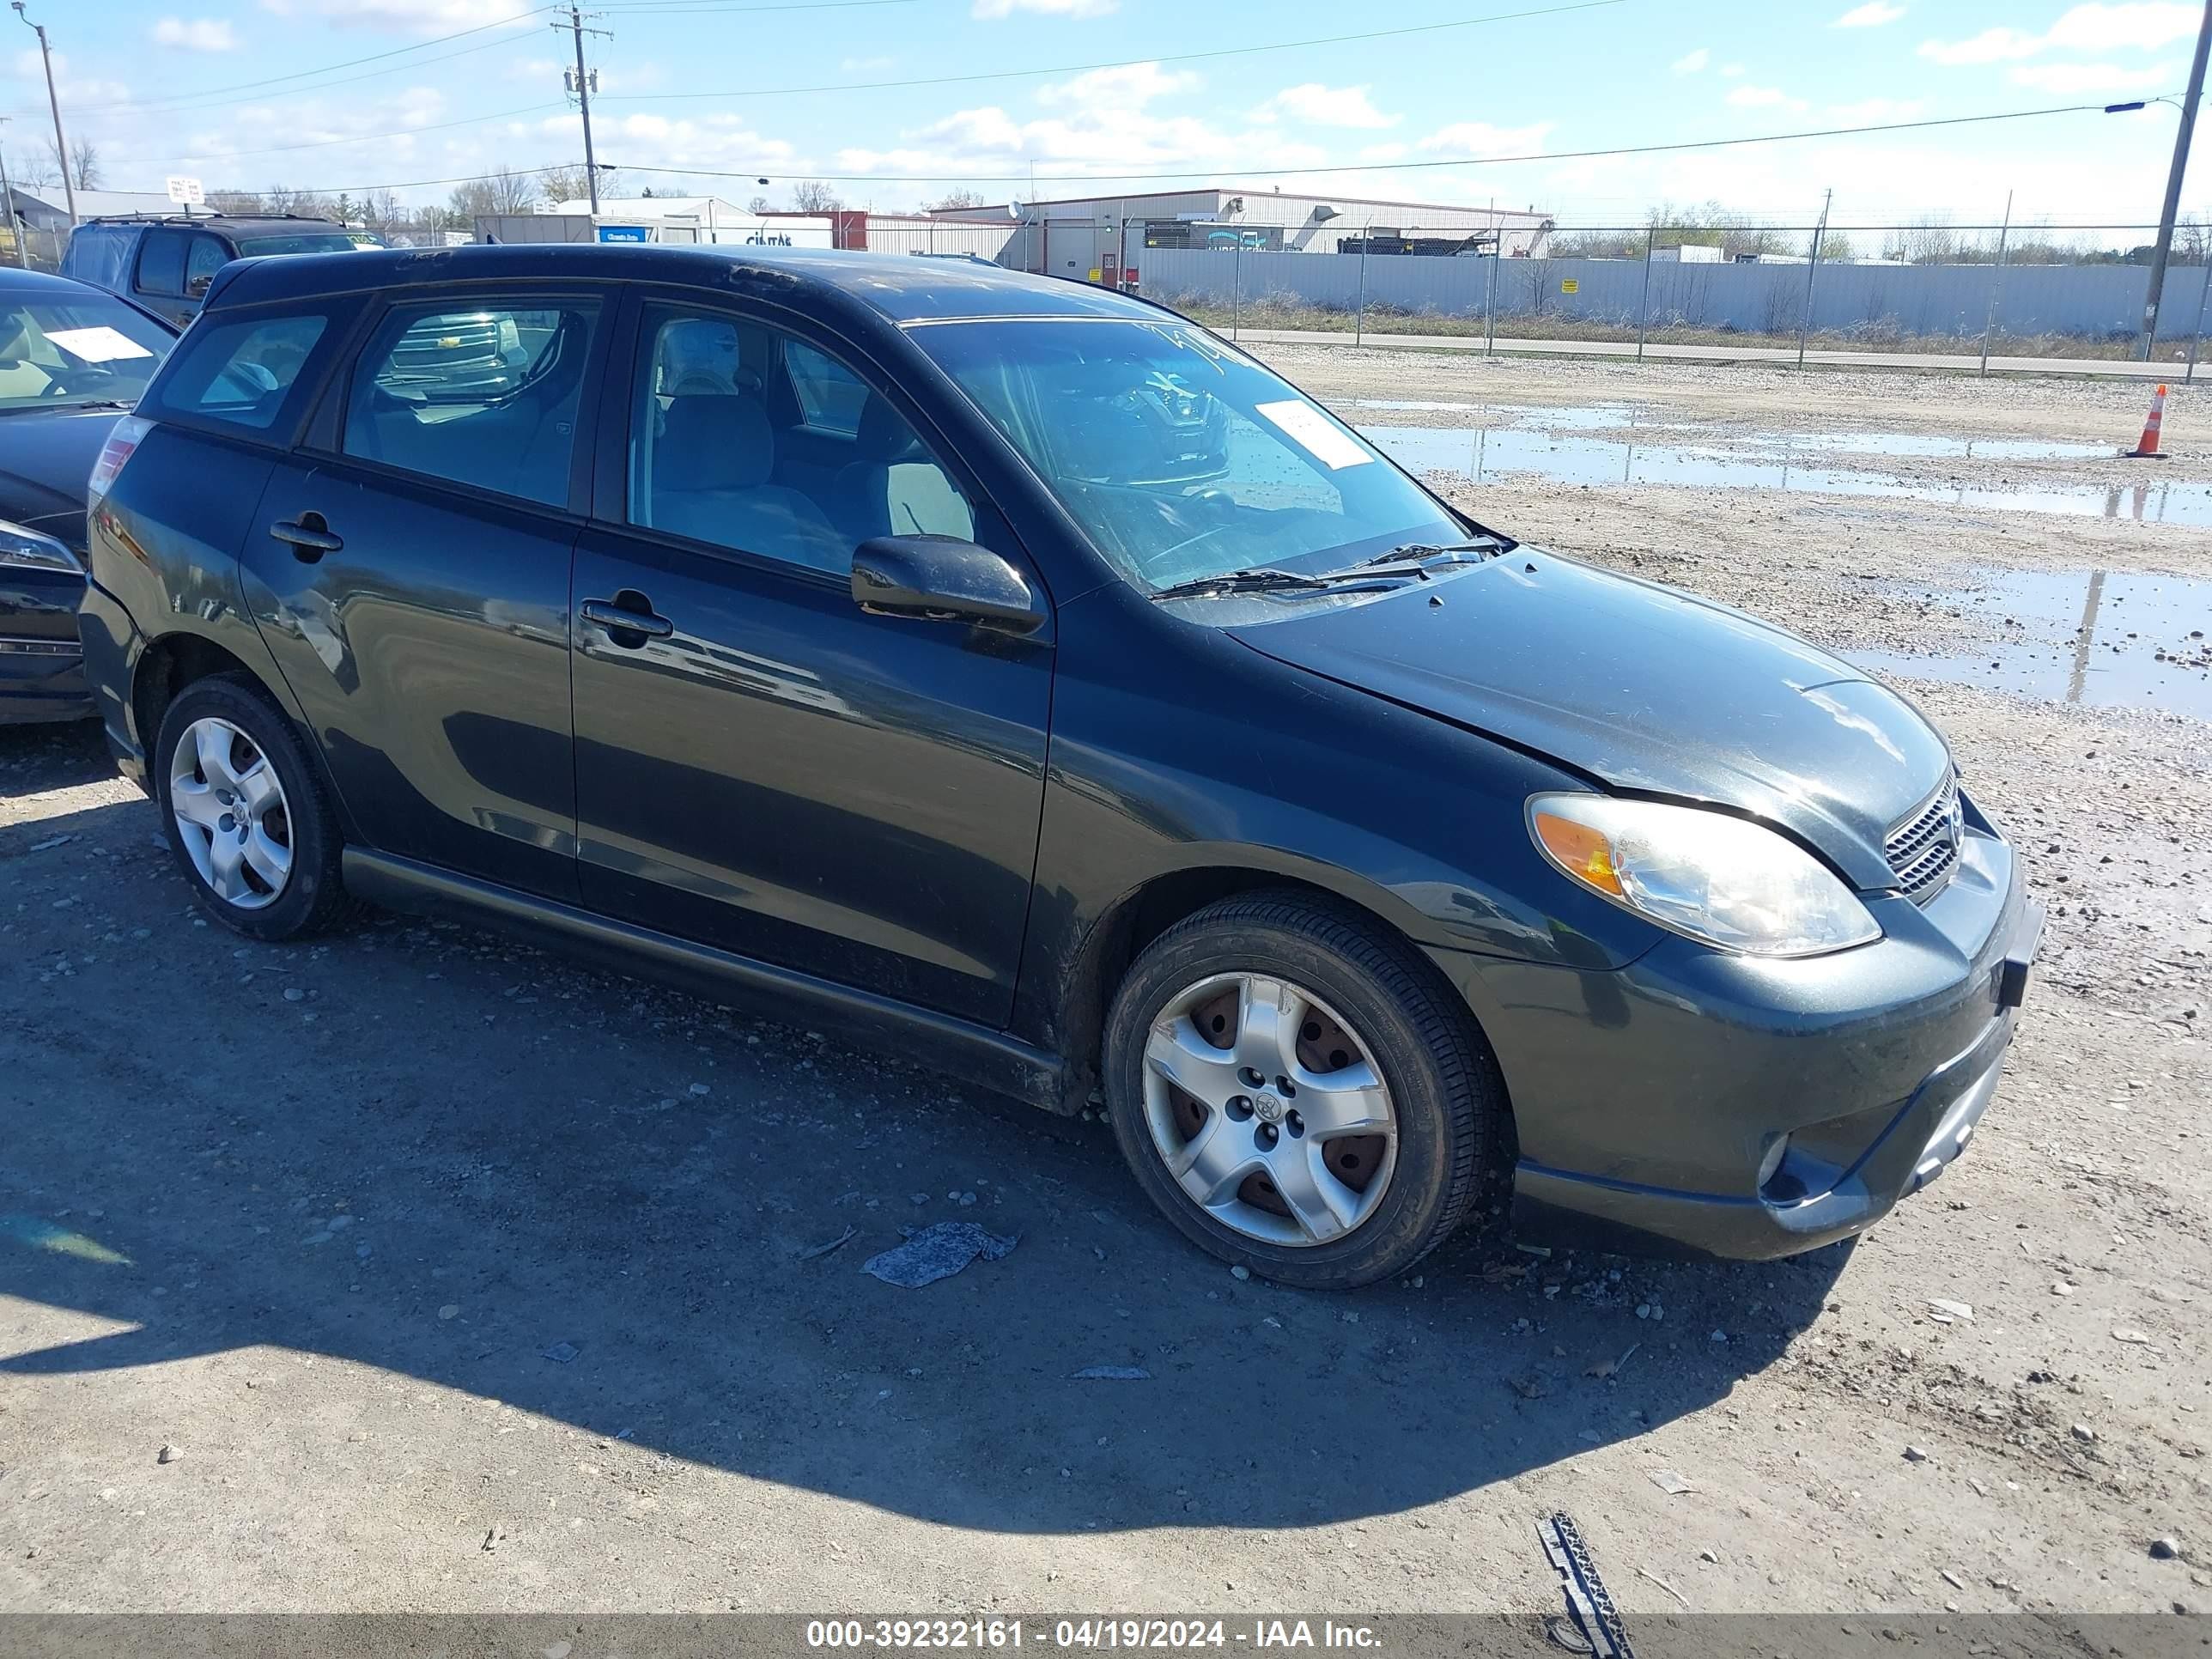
(10, 3, 75, 228)
(2138, 0, 2212, 360)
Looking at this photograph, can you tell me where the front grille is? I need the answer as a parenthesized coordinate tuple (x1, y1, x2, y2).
(1886, 776, 1962, 903)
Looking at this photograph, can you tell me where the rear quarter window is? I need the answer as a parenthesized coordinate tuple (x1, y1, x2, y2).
(149, 311, 332, 432)
(62, 225, 136, 293)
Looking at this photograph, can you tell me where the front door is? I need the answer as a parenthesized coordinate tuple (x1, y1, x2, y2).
(568, 299, 1053, 1027)
(239, 291, 606, 900)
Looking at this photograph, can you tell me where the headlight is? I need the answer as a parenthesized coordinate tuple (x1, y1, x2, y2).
(1528, 793, 1881, 958)
(0, 520, 81, 574)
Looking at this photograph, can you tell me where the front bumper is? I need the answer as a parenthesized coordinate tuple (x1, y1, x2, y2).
(1434, 814, 2041, 1260)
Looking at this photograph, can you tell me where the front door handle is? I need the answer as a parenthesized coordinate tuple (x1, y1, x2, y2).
(270, 514, 343, 561)
(580, 596, 674, 643)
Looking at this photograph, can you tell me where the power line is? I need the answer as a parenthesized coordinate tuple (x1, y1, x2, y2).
(64, 9, 555, 116)
(610, 97, 2160, 186)
(601, 0, 1627, 102)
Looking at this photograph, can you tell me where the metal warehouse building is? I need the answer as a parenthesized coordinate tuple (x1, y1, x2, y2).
(932, 186, 1554, 285)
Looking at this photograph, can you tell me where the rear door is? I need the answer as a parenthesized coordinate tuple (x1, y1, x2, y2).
(237, 289, 607, 900)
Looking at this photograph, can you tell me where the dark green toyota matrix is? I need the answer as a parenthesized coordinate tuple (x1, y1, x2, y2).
(77, 245, 2041, 1288)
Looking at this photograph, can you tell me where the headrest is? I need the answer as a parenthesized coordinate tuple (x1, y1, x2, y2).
(853, 392, 925, 465)
(656, 392, 774, 491)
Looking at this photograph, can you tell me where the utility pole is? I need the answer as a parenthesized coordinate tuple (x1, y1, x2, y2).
(1796, 187, 1832, 370)
(2141, 0, 2212, 359)
(11, 3, 74, 228)
(556, 4, 608, 215)
(0, 118, 21, 267)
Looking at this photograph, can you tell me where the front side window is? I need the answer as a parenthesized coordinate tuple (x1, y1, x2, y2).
(628, 307, 973, 575)
(150, 312, 328, 430)
(0, 290, 174, 413)
(912, 317, 1462, 593)
(135, 229, 189, 298)
(342, 301, 597, 508)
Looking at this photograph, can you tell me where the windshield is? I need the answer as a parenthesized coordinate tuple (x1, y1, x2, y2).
(912, 317, 1465, 592)
(0, 290, 173, 413)
(232, 231, 362, 257)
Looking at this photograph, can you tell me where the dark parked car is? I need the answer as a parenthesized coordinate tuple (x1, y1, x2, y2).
(0, 266, 178, 723)
(76, 245, 2041, 1287)
(61, 213, 363, 327)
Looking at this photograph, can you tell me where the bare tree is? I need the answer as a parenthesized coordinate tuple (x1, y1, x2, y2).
(746, 195, 770, 214)
(447, 178, 496, 223)
(538, 164, 616, 205)
(487, 165, 539, 214)
(789, 179, 841, 214)
(66, 137, 100, 190)
(927, 187, 984, 211)
(209, 189, 265, 216)
(1883, 216, 1964, 265)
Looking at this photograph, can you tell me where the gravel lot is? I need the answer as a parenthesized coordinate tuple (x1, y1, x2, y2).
(2, 349, 2207, 1626)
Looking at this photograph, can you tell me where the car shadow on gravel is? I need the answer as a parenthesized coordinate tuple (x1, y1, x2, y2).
(1, 728, 1850, 1534)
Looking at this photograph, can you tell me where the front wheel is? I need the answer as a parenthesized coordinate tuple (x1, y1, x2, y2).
(1102, 893, 1507, 1290)
(153, 675, 355, 940)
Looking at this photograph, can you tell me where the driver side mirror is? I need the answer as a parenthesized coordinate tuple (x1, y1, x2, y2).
(851, 535, 1045, 635)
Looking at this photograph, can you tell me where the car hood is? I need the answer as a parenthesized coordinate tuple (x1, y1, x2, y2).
(0, 407, 130, 553)
(1226, 551, 1951, 889)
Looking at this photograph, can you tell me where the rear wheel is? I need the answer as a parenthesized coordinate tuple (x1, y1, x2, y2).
(154, 676, 355, 940)
(1103, 892, 1505, 1289)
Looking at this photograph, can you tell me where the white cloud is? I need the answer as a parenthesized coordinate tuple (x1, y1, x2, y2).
(2046, 3, 2201, 51)
(972, 0, 1116, 16)
(1726, 84, 1809, 112)
(1035, 62, 1197, 109)
(1923, 5, 2197, 65)
(1415, 119, 1554, 157)
(1251, 83, 1398, 130)
(1918, 26, 2056, 63)
(155, 16, 240, 49)
(2010, 58, 2176, 90)
(1671, 47, 1710, 74)
(1358, 142, 1409, 162)
(1833, 2, 1905, 25)
(1718, 62, 1746, 76)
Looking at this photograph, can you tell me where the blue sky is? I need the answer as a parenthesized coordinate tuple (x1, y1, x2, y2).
(1, 0, 2202, 232)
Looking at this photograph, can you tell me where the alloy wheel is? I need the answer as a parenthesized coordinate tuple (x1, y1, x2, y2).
(169, 716, 295, 911)
(1139, 971, 1399, 1247)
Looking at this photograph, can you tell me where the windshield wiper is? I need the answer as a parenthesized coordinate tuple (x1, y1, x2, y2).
(1323, 536, 1514, 576)
(1148, 567, 1338, 602)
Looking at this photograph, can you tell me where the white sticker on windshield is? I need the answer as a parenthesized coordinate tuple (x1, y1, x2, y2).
(46, 326, 156, 364)
(1255, 398, 1373, 471)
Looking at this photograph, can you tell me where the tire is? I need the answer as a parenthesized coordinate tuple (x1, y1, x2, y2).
(1102, 891, 1506, 1290)
(153, 674, 356, 941)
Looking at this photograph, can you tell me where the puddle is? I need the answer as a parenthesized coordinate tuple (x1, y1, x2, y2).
(1359, 422, 2212, 526)
(1850, 568, 2212, 720)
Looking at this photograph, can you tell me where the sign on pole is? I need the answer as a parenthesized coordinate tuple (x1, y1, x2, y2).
(165, 175, 204, 207)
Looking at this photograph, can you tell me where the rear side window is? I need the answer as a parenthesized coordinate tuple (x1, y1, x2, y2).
(185, 234, 231, 299)
(150, 313, 329, 430)
(135, 228, 190, 297)
(340, 301, 598, 508)
(62, 225, 135, 292)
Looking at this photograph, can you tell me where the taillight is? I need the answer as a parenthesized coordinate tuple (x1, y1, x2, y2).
(87, 415, 151, 506)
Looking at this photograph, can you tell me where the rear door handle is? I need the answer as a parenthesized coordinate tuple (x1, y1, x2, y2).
(270, 516, 343, 559)
(580, 597, 674, 642)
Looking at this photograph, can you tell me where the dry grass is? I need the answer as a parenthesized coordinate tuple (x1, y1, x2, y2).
(1162, 294, 2166, 363)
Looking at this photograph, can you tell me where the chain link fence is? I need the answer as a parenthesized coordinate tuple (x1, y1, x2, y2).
(1106, 220, 2212, 376)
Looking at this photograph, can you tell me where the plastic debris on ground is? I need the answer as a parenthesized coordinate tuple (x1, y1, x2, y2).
(861, 1221, 1018, 1288)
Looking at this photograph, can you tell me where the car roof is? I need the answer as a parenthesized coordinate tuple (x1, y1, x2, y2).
(84, 216, 344, 234)
(206, 242, 1176, 326)
(2, 264, 131, 297)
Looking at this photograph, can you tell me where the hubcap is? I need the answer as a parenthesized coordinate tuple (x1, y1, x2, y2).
(1140, 972, 1398, 1248)
(169, 717, 294, 911)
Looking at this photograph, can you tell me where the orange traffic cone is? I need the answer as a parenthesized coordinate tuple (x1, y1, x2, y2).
(2128, 383, 2170, 458)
